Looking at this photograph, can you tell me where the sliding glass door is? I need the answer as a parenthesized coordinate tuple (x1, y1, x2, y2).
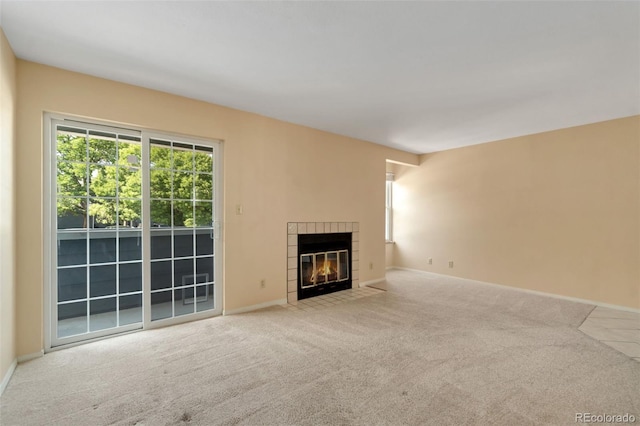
(147, 136, 217, 322)
(47, 117, 222, 347)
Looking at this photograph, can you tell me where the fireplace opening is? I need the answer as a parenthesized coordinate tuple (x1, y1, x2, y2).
(298, 233, 352, 300)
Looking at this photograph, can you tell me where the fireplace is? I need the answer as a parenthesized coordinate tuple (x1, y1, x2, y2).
(298, 233, 352, 300)
(287, 222, 359, 303)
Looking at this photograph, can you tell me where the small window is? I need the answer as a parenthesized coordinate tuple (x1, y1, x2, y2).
(385, 173, 393, 242)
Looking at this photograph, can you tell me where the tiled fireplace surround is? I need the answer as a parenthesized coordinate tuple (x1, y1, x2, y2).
(287, 222, 359, 304)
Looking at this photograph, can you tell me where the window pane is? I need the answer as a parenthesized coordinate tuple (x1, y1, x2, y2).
(151, 261, 172, 290)
(195, 284, 214, 312)
(150, 142, 171, 169)
(90, 264, 116, 297)
(57, 197, 87, 229)
(89, 165, 117, 197)
(119, 199, 141, 228)
(118, 167, 141, 199)
(119, 229, 142, 261)
(174, 229, 194, 258)
(195, 229, 213, 256)
(119, 294, 142, 326)
(173, 201, 192, 227)
(194, 151, 213, 173)
(57, 131, 86, 163)
(194, 202, 212, 227)
(151, 290, 172, 321)
(196, 257, 214, 284)
(173, 149, 193, 171)
(118, 141, 141, 168)
(150, 169, 172, 199)
(174, 258, 195, 287)
(89, 297, 117, 332)
(119, 262, 142, 293)
(88, 135, 116, 165)
(58, 234, 86, 267)
(58, 267, 87, 302)
(89, 198, 117, 229)
(150, 231, 171, 260)
(57, 162, 87, 196)
(58, 301, 87, 338)
(195, 174, 212, 200)
(89, 232, 116, 264)
(173, 172, 193, 200)
(150, 199, 172, 227)
(174, 288, 195, 317)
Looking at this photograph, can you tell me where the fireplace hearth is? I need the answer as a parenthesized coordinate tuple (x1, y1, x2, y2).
(287, 222, 359, 303)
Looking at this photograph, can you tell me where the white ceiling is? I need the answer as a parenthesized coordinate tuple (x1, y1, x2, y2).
(1, 1, 639, 154)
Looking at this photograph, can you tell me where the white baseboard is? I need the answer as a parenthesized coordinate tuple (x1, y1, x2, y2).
(224, 298, 287, 315)
(0, 359, 17, 396)
(389, 267, 640, 314)
(360, 278, 386, 287)
(17, 350, 44, 363)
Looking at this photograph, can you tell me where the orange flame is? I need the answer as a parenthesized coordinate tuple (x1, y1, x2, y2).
(311, 260, 336, 283)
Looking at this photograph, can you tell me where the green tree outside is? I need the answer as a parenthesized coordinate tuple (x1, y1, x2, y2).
(56, 132, 213, 228)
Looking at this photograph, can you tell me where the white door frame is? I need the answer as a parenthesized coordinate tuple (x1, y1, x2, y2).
(44, 113, 224, 351)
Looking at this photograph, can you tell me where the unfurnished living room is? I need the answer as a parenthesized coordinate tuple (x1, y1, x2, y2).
(0, 1, 639, 425)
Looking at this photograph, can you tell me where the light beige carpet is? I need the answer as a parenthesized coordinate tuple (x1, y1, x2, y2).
(2, 269, 639, 425)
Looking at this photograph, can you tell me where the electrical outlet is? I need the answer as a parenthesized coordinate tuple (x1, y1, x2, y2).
(260, 279, 266, 288)
(369, 262, 373, 270)
(428, 258, 432, 265)
(448, 261, 454, 268)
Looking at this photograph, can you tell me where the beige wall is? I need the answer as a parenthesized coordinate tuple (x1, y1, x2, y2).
(0, 29, 17, 385)
(15, 60, 418, 357)
(393, 116, 640, 309)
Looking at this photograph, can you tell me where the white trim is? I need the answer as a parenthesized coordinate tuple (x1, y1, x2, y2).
(43, 114, 54, 351)
(223, 299, 287, 315)
(0, 359, 17, 396)
(145, 309, 220, 330)
(17, 350, 44, 363)
(50, 324, 142, 349)
(141, 131, 152, 327)
(389, 267, 640, 314)
(360, 278, 386, 287)
(47, 330, 144, 353)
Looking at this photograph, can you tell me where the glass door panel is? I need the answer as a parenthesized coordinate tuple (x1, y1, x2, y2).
(53, 123, 143, 344)
(149, 139, 216, 323)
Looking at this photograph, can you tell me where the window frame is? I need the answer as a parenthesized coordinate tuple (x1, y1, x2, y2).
(385, 173, 393, 243)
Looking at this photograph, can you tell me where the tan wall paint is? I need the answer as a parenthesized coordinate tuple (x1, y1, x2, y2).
(15, 61, 418, 356)
(393, 116, 640, 309)
(0, 29, 17, 383)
